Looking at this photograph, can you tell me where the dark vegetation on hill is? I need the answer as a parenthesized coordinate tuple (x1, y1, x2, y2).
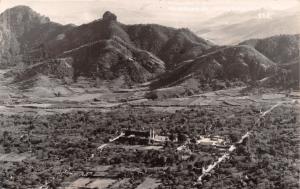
(0, 6, 298, 91)
(280, 57, 300, 82)
(0, 7, 214, 86)
(127, 24, 214, 69)
(240, 35, 300, 89)
(11, 58, 73, 82)
(240, 34, 300, 64)
(62, 37, 165, 84)
(147, 35, 299, 97)
(45, 11, 214, 81)
(45, 11, 214, 70)
(267, 58, 300, 89)
(150, 45, 275, 90)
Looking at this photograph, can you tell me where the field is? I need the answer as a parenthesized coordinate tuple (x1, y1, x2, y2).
(0, 85, 299, 188)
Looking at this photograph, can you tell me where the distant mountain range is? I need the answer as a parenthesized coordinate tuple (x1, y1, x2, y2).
(195, 8, 300, 45)
(0, 5, 299, 90)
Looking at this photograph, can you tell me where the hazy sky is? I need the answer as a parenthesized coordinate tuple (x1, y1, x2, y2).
(0, 0, 299, 27)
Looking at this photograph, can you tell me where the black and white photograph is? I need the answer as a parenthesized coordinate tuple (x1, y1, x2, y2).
(0, 0, 299, 188)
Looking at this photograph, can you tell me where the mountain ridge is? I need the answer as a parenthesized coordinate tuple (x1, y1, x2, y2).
(150, 45, 276, 89)
(240, 34, 300, 64)
(0, 6, 298, 91)
(196, 8, 300, 45)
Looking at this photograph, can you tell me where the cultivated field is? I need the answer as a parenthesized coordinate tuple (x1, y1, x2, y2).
(0, 81, 299, 188)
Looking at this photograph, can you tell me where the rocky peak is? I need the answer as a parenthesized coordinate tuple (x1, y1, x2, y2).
(0, 6, 52, 67)
(1, 5, 50, 23)
(102, 11, 117, 22)
(0, 5, 50, 37)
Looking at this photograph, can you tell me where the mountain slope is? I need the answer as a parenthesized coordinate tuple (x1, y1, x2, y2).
(150, 45, 275, 89)
(45, 11, 214, 70)
(40, 11, 214, 84)
(280, 57, 300, 84)
(1, 6, 295, 91)
(240, 34, 300, 64)
(0, 7, 214, 85)
(239, 34, 300, 89)
(0, 6, 73, 66)
(127, 25, 214, 69)
(62, 37, 165, 84)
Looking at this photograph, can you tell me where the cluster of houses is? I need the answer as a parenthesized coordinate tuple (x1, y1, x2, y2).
(102, 128, 229, 149)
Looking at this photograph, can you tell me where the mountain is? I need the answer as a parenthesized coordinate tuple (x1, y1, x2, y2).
(1, 6, 297, 91)
(196, 9, 300, 45)
(0, 7, 214, 86)
(196, 9, 279, 31)
(257, 57, 300, 89)
(280, 57, 300, 85)
(126, 25, 214, 69)
(62, 37, 165, 84)
(149, 34, 300, 92)
(45, 11, 214, 70)
(150, 45, 275, 89)
(240, 34, 300, 64)
(239, 34, 300, 89)
(0, 6, 73, 67)
(41, 11, 214, 84)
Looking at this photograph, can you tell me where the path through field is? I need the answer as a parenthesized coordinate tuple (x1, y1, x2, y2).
(196, 99, 298, 184)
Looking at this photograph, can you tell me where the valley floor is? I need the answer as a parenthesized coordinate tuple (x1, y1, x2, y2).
(0, 68, 299, 189)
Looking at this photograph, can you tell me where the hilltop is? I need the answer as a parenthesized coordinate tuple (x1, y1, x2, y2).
(0, 6, 298, 93)
(240, 34, 300, 64)
(0, 8, 214, 87)
(150, 45, 275, 90)
(0, 6, 73, 67)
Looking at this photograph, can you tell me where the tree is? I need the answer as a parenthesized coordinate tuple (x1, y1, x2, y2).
(229, 132, 239, 143)
(145, 91, 158, 100)
(178, 133, 187, 143)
